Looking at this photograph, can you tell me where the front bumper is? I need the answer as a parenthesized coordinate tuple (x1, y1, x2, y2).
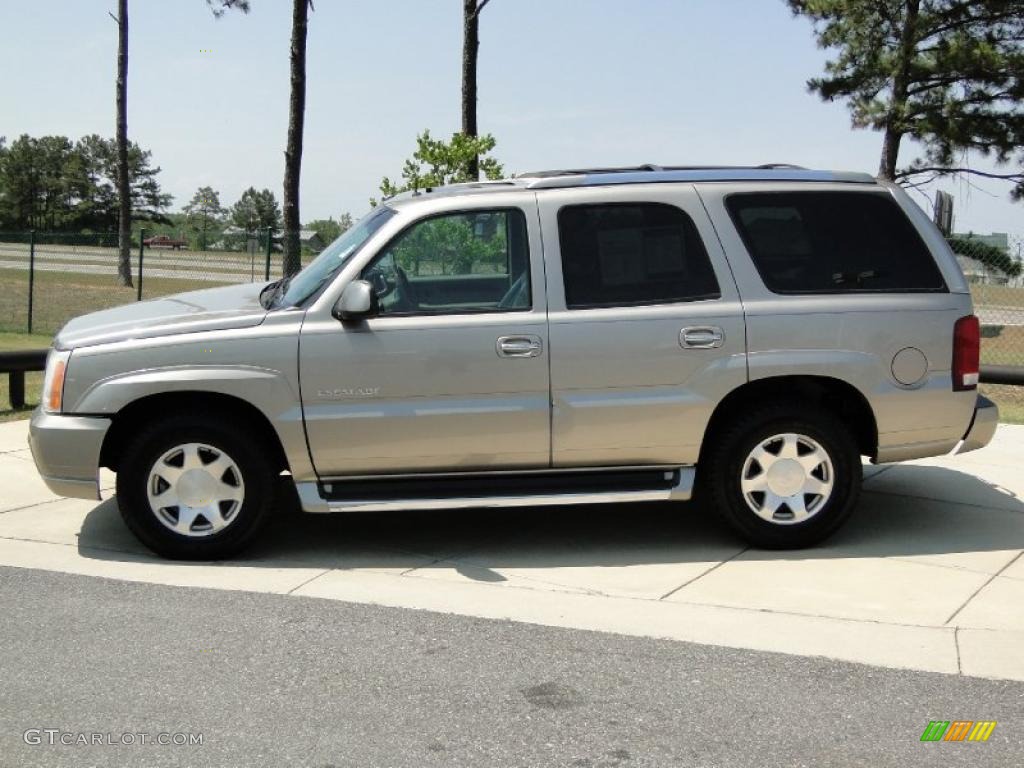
(956, 395, 999, 455)
(27, 408, 110, 500)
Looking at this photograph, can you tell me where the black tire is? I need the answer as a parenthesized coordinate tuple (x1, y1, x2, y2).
(115, 412, 276, 560)
(703, 405, 861, 549)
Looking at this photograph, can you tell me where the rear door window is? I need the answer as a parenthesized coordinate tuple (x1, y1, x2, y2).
(726, 191, 946, 293)
(557, 203, 720, 309)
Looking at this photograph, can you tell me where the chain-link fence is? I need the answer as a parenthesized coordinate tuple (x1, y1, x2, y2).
(958, 235, 1024, 422)
(0, 230, 319, 336)
(1, 228, 1021, 416)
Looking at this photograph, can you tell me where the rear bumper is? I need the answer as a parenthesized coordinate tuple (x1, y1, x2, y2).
(956, 395, 999, 455)
(27, 408, 110, 501)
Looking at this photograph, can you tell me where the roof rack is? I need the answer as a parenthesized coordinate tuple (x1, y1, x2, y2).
(517, 163, 809, 178)
(517, 165, 876, 190)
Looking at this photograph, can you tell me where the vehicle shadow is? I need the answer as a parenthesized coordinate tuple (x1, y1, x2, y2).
(77, 464, 1024, 579)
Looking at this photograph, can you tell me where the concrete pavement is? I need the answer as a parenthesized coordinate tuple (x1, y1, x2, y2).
(1, 418, 1022, 681)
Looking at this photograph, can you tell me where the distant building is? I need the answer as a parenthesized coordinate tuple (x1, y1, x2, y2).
(270, 230, 325, 253)
(954, 254, 1008, 285)
(298, 230, 325, 252)
(953, 232, 1010, 253)
(952, 232, 1016, 286)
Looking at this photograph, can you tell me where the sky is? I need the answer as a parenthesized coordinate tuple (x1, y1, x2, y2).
(1, 0, 1020, 236)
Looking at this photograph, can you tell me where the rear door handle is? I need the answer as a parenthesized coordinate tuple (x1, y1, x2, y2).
(496, 335, 543, 358)
(680, 326, 725, 349)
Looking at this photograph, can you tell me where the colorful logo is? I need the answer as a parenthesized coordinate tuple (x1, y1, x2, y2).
(921, 721, 997, 742)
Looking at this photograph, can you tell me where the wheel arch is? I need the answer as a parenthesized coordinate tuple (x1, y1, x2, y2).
(700, 375, 878, 462)
(100, 391, 290, 474)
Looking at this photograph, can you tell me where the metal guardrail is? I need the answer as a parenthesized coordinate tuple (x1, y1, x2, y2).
(0, 347, 1022, 411)
(0, 348, 47, 409)
(981, 365, 1024, 386)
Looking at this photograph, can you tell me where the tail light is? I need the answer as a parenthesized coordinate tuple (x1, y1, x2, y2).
(952, 315, 980, 391)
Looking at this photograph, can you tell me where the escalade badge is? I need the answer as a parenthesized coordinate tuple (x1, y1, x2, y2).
(318, 387, 380, 399)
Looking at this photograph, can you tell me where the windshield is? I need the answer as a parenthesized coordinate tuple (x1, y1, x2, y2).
(276, 205, 396, 307)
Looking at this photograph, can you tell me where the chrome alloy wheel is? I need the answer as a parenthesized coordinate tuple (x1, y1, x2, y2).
(146, 443, 245, 537)
(739, 433, 834, 525)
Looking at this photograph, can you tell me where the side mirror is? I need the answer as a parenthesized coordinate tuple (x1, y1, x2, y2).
(333, 279, 378, 321)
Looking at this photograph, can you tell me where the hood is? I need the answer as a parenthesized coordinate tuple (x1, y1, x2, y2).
(55, 282, 271, 349)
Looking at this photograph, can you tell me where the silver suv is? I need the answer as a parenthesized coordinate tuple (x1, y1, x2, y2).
(28, 166, 998, 559)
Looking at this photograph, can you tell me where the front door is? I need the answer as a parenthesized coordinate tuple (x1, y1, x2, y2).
(537, 186, 747, 468)
(300, 202, 550, 477)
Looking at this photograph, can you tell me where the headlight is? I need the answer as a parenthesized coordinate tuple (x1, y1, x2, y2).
(41, 349, 71, 414)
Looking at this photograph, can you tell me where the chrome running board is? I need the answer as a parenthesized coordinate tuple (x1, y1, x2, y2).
(295, 466, 694, 514)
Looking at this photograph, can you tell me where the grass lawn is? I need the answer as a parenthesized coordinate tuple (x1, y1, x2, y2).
(0, 268, 242, 336)
(972, 283, 1024, 309)
(981, 385, 1024, 425)
(980, 324, 1024, 367)
(0, 332, 52, 422)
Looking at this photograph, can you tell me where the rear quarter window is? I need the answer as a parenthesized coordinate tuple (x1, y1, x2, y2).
(726, 191, 946, 294)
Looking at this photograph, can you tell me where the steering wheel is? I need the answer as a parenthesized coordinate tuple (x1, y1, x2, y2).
(365, 264, 397, 299)
(393, 265, 418, 311)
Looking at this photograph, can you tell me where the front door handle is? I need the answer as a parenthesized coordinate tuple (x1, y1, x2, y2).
(680, 326, 725, 349)
(497, 335, 543, 358)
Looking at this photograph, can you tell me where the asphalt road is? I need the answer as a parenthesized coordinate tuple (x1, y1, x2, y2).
(1, 567, 1022, 767)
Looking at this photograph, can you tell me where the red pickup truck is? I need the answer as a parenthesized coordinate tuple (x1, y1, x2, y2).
(143, 234, 188, 250)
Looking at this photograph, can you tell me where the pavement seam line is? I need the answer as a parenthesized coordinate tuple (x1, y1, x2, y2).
(657, 546, 750, 601)
(0, 497, 71, 516)
(861, 465, 897, 485)
(944, 549, 1024, 626)
(0, 533, 150, 558)
(884, 555, 1015, 579)
(286, 568, 334, 595)
(954, 627, 962, 675)
(860, 487, 1023, 514)
(398, 557, 446, 576)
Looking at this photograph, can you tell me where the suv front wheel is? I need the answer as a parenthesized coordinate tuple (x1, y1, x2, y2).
(116, 413, 276, 560)
(705, 405, 861, 548)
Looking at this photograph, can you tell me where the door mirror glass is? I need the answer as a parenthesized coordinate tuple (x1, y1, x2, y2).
(333, 279, 378, 321)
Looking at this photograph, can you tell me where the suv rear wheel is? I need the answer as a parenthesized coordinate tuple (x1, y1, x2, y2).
(116, 413, 275, 560)
(705, 405, 861, 548)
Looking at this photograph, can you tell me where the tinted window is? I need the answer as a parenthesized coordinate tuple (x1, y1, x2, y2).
(557, 203, 720, 309)
(726, 192, 945, 293)
(362, 209, 530, 315)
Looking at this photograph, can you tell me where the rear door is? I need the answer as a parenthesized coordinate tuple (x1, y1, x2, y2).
(537, 184, 747, 467)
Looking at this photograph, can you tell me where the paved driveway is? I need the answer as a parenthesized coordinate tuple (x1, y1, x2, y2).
(1, 419, 1022, 681)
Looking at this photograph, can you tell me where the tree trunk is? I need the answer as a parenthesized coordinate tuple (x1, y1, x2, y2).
(879, 127, 903, 181)
(115, 0, 133, 286)
(462, 0, 480, 180)
(282, 0, 309, 277)
(878, 0, 920, 180)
